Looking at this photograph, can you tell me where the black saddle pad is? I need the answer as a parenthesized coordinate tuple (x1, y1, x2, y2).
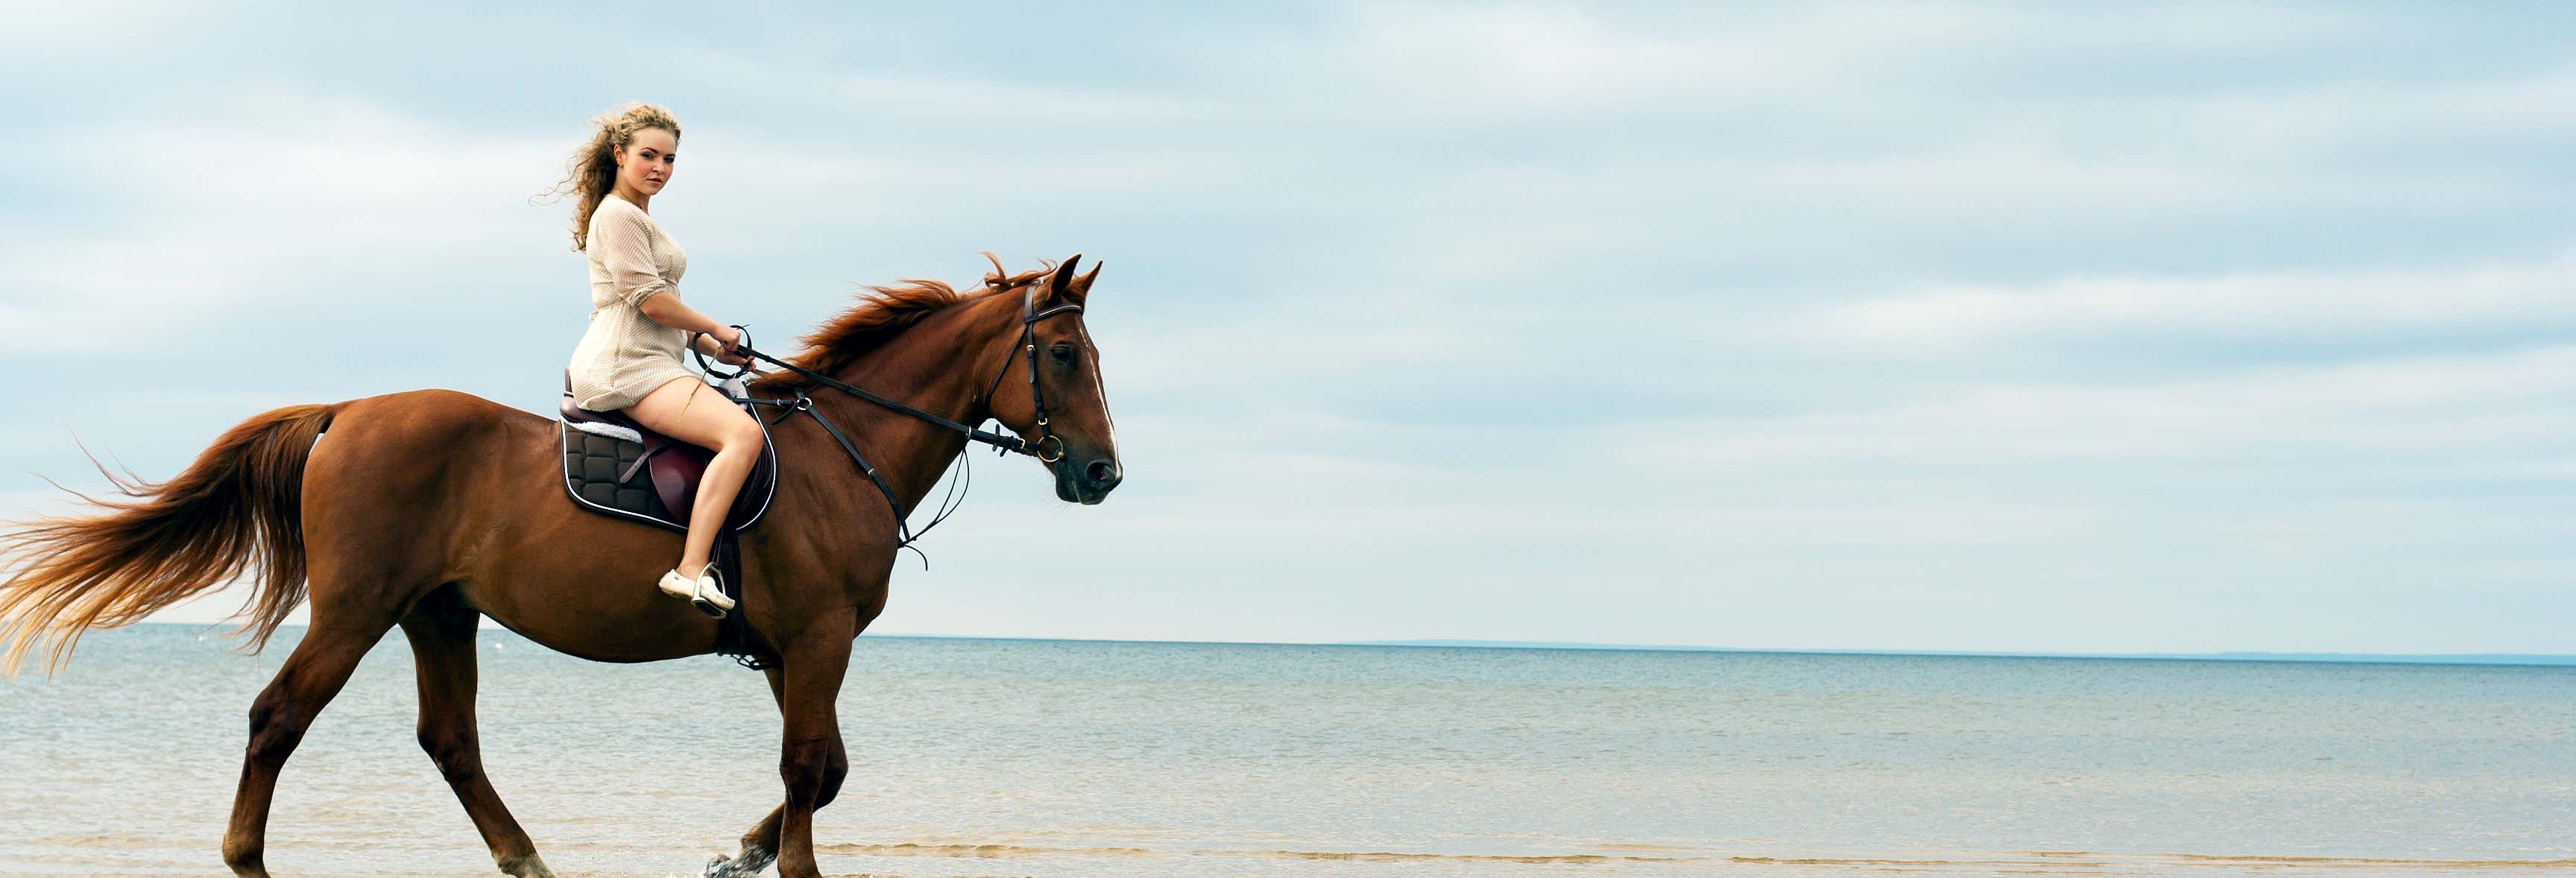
(562, 426, 672, 523)
(558, 417, 777, 533)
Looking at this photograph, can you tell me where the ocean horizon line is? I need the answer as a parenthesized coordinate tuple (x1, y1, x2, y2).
(118, 622, 2575, 668)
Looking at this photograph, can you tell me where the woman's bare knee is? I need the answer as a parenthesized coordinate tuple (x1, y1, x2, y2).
(627, 376, 763, 454)
(723, 419, 765, 455)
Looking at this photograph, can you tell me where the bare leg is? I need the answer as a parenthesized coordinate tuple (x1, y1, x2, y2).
(402, 590, 554, 877)
(221, 612, 399, 877)
(626, 376, 765, 575)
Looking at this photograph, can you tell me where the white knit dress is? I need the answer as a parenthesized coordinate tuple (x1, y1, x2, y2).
(567, 194, 695, 411)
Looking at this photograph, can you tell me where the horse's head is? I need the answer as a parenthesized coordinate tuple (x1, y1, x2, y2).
(985, 254, 1122, 505)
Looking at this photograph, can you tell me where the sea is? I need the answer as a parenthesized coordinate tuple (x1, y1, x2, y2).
(1, 624, 2569, 877)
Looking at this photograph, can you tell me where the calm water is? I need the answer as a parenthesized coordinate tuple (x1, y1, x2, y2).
(1, 625, 2570, 877)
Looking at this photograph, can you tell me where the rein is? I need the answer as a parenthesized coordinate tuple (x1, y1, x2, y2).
(700, 285, 1085, 561)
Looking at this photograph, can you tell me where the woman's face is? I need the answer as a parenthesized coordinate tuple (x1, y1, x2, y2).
(613, 127, 678, 197)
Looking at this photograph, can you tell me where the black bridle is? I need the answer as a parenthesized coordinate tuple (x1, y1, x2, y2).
(701, 284, 1085, 560)
(985, 285, 1087, 464)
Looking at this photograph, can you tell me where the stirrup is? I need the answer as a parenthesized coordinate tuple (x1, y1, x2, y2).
(657, 564, 735, 619)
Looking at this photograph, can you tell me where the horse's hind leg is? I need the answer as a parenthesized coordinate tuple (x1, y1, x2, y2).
(220, 610, 399, 877)
(402, 587, 555, 878)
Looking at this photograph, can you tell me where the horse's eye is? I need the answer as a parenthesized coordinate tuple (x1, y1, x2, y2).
(1050, 344, 1074, 363)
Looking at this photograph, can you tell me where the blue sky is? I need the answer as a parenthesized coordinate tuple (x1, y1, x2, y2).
(4, 2, 2573, 654)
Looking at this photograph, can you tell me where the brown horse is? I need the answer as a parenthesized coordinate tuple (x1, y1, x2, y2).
(0, 256, 1121, 878)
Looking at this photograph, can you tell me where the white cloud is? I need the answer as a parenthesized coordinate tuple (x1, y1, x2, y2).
(1199, 2, 2411, 135)
(1794, 250, 2576, 347)
(1293, 3, 2365, 119)
(1614, 344, 2576, 471)
(2160, 62, 2576, 152)
(0, 1, 206, 55)
(672, 45, 1231, 124)
(4, 92, 566, 353)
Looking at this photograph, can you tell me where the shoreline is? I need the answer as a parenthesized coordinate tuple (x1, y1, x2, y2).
(104, 621, 2576, 669)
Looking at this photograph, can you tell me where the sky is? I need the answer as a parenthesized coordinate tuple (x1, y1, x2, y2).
(4, 2, 2574, 654)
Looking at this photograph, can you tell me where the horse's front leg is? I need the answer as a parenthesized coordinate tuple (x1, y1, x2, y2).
(768, 625, 855, 878)
(707, 668, 791, 878)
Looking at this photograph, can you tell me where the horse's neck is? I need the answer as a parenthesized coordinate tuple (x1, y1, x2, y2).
(804, 298, 1013, 510)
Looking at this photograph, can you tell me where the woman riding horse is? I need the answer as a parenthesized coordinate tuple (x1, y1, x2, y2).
(558, 101, 763, 617)
(0, 104, 1123, 878)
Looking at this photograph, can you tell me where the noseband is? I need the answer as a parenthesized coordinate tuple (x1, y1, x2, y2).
(704, 282, 1085, 560)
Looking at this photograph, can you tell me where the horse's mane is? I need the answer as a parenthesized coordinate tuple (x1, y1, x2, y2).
(747, 254, 1053, 392)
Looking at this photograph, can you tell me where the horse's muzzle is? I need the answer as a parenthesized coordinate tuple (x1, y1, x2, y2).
(1060, 454, 1122, 505)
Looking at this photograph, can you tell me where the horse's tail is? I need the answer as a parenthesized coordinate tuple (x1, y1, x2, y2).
(0, 402, 340, 676)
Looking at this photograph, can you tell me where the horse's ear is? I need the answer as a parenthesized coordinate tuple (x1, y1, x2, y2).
(1067, 262, 1102, 303)
(1049, 253, 1085, 302)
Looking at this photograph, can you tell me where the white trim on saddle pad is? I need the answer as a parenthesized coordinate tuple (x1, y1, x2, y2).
(568, 420, 643, 443)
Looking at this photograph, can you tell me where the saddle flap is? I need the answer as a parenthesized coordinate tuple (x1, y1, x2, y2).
(649, 445, 710, 525)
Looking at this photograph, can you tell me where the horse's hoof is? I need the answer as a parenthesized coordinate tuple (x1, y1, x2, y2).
(498, 853, 556, 878)
(222, 844, 266, 877)
(707, 848, 778, 878)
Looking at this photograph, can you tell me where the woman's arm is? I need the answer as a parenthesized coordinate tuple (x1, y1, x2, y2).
(651, 299, 752, 364)
(687, 328, 727, 358)
(639, 294, 732, 343)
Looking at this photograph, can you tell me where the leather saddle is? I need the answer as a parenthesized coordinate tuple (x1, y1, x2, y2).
(558, 370, 778, 533)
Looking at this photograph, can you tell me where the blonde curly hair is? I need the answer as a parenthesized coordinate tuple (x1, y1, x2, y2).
(550, 101, 682, 251)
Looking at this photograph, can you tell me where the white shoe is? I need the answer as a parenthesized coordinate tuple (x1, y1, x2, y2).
(657, 564, 735, 618)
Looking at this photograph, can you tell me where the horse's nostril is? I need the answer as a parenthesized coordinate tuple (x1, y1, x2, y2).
(1086, 459, 1119, 486)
